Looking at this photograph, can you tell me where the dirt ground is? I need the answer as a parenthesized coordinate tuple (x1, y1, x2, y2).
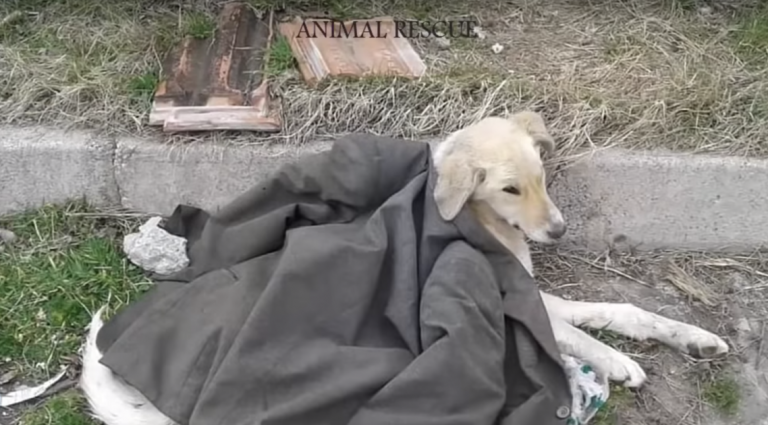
(533, 248, 768, 425)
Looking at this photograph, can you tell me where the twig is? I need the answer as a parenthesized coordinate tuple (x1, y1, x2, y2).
(64, 212, 152, 218)
(39, 378, 76, 399)
(756, 322, 765, 370)
(565, 254, 653, 287)
(740, 284, 768, 292)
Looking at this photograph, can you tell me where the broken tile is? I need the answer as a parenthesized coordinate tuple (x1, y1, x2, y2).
(149, 3, 281, 133)
(278, 16, 427, 87)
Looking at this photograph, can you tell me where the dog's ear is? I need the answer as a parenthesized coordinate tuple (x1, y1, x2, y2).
(509, 110, 555, 156)
(433, 156, 485, 221)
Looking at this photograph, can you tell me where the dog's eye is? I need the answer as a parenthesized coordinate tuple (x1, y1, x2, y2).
(503, 186, 520, 195)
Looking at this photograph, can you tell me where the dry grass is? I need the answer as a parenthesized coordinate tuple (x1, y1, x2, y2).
(0, 0, 218, 130)
(193, 0, 768, 158)
(533, 246, 768, 308)
(478, 0, 768, 157)
(663, 261, 719, 307)
(266, 0, 768, 155)
(1, 0, 768, 157)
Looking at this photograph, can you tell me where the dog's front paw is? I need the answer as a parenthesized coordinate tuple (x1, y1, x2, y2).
(679, 329, 729, 358)
(596, 352, 647, 388)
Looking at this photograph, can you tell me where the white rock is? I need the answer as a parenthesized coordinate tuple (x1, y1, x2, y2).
(491, 43, 504, 54)
(0, 228, 17, 244)
(473, 26, 487, 40)
(123, 216, 189, 275)
(433, 37, 451, 50)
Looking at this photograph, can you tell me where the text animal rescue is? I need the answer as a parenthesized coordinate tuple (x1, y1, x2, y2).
(295, 19, 478, 39)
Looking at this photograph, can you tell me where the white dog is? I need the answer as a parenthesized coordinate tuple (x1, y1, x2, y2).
(432, 112, 729, 387)
(80, 113, 729, 425)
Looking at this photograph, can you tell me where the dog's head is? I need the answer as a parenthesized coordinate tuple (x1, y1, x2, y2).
(432, 111, 566, 244)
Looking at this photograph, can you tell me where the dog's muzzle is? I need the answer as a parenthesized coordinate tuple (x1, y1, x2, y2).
(547, 221, 567, 240)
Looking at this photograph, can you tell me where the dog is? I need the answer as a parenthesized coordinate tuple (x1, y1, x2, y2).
(80, 112, 729, 425)
(431, 112, 729, 387)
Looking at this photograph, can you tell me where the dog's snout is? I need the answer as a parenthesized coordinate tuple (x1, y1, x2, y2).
(547, 222, 567, 240)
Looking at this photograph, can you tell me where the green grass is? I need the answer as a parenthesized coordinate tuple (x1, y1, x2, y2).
(246, 0, 471, 19)
(733, 4, 768, 63)
(246, 0, 363, 17)
(592, 385, 635, 425)
(323, 0, 364, 20)
(701, 375, 741, 416)
(183, 11, 216, 40)
(584, 327, 652, 355)
(0, 201, 150, 376)
(18, 390, 98, 425)
(127, 71, 159, 101)
(266, 35, 296, 77)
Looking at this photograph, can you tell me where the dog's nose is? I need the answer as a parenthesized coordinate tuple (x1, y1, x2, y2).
(547, 222, 567, 240)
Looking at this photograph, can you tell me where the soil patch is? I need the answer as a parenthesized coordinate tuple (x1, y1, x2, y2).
(534, 247, 768, 424)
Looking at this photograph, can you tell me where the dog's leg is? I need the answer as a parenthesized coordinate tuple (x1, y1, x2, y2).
(549, 316, 647, 387)
(541, 292, 729, 358)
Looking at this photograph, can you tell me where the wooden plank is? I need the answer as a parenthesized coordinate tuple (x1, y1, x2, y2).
(163, 108, 281, 132)
(278, 17, 427, 87)
(148, 2, 280, 133)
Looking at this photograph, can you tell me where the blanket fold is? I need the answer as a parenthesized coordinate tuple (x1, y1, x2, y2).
(97, 134, 571, 425)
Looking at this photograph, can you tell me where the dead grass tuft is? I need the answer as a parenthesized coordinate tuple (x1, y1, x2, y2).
(663, 261, 718, 307)
(264, 69, 617, 163)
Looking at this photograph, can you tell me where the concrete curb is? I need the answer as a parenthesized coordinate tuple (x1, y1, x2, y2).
(114, 136, 332, 214)
(2, 126, 766, 252)
(550, 149, 767, 252)
(0, 126, 119, 213)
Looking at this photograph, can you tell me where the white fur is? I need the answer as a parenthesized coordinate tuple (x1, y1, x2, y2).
(431, 112, 729, 388)
(540, 292, 728, 386)
(80, 307, 177, 425)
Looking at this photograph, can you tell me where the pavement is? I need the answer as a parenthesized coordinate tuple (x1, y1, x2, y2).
(2, 125, 767, 252)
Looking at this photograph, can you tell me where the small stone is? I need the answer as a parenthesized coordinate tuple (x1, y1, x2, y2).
(473, 26, 487, 40)
(491, 43, 504, 54)
(0, 228, 17, 244)
(123, 216, 189, 275)
(433, 37, 451, 50)
(0, 370, 17, 386)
